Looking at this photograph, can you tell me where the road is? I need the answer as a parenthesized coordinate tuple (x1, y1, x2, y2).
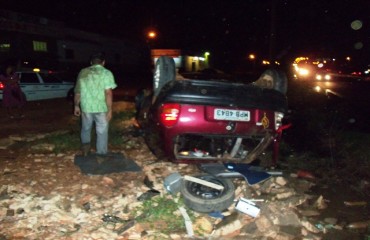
(287, 77, 370, 133)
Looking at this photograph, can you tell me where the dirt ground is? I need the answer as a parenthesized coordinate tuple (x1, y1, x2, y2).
(0, 97, 369, 239)
(0, 99, 74, 136)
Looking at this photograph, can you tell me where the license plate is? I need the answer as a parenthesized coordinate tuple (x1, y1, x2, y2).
(214, 109, 250, 121)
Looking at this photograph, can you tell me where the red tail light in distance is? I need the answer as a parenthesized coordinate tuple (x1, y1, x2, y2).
(160, 103, 180, 127)
(0, 82, 4, 90)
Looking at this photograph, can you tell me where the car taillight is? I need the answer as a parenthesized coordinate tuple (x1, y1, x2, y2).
(274, 112, 284, 130)
(160, 103, 180, 127)
(0, 82, 4, 90)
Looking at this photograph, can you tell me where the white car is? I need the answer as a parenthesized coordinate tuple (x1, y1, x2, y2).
(0, 69, 75, 101)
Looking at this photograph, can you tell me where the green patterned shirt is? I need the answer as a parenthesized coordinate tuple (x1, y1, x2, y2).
(74, 64, 117, 113)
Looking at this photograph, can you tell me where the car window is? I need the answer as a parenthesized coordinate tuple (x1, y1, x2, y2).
(40, 73, 63, 83)
(20, 73, 39, 83)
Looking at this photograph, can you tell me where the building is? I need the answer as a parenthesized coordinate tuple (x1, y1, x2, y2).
(151, 49, 210, 72)
(0, 10, 151, 81)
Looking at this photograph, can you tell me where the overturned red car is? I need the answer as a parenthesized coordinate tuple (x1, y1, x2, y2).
(135, 56, 290, 166)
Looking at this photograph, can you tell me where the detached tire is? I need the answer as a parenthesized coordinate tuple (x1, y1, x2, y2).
(153, 56, 176, 97)
(181, 174, 235, 213)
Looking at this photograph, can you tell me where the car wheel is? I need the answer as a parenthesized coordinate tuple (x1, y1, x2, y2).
(272, 69, 288, 94)
(255, 69, 288, 94)
(153, 56, 176, 97)
(181, 174, 235, 213)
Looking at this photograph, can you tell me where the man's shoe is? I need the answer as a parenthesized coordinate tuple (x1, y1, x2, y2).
(81, 144, 91, 157)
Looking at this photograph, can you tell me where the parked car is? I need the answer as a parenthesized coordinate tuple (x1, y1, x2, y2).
(136, 56, 290, 166)
(0, 69, 75, 101)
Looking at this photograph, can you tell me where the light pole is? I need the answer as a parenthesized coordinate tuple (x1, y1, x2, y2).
(249, 54, 256, 70)
(147, 30, 157, 40)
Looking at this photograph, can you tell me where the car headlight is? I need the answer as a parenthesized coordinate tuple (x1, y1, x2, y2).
(316, 74, 331, 81)
(298, 68, 309, 76)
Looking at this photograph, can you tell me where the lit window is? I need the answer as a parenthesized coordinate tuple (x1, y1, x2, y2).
(33, 41, 47, 52)
(0, 43, 10, 52)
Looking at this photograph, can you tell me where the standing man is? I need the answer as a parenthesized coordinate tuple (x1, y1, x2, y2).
(73, 52, 117, 157)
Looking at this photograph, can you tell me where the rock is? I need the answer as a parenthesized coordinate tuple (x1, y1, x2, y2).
(298, 209, 321, 217)
(101, 177, 115, 187)
(275, 176, 288, 186)
(276, 190, 295, 200)
(192, 216, 213, 235)
(301, 219, 320, 233)
(265, 203, 301, 227)
(314, 195, 327, 210)
(275, 232, 296, 240)
(30, 143, 55, 151)
(0, 138, 15, 149)
(346, 220, 370, 229)
(213, 218, 242, 238)
(255, 215, 274, 232)
(324, 217, 338, 225)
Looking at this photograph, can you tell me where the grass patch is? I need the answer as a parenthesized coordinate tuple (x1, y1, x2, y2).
(33, 109, 136, 153)
(133, 195, 194, 235)
(33, 131, 80, 154)
(112, 110, 135, 122)
(110, 109, 136, 146)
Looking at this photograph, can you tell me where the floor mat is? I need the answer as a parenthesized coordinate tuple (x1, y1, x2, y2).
(74, 152, 141, 175)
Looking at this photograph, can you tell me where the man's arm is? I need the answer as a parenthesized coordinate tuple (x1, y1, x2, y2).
(105, 88, 113, 121)
(74, 93, 81, 116)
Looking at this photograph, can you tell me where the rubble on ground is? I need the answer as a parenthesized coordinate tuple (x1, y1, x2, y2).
(0, 133, 368, 240)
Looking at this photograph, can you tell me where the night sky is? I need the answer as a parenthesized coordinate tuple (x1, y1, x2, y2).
(2, 0, 370, 68)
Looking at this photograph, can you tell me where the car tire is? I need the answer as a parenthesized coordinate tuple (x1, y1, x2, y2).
(272, 69, 288, 94)
(181, 174, 235, 213)
(153, 56, 176, 97)
(255, 69, 288, 94)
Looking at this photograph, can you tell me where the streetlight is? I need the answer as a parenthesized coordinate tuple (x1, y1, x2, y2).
(204, 52, 210, 68)
(147, 30, 157, 39)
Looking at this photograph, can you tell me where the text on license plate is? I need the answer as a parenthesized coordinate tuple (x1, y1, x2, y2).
(214, 109, 250, 121)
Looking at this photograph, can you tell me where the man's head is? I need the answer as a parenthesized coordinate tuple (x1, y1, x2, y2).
(90, 52, 106, 65)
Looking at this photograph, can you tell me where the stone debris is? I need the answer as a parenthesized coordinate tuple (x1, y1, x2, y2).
(0, 132, 365, 239)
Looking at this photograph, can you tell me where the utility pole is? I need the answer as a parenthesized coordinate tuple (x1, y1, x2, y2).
(269, 0, 277, 62)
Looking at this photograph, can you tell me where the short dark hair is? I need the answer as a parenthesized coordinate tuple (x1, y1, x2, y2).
(90, 52, 106, 64)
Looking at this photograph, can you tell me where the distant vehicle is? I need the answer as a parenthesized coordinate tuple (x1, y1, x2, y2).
(0, 69, 75, 101)
(293, 56, 367, 82)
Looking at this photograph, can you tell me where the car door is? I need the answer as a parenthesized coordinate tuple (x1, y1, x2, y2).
(18, 72, 42, 101)
(40, 72, 71, 99)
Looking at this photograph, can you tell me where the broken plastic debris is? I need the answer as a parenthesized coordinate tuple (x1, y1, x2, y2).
(164, 172, 183, 194)
(178, 206, 194, 237)
(208, 211, 224, 219)
(235, 197, 260, 218)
